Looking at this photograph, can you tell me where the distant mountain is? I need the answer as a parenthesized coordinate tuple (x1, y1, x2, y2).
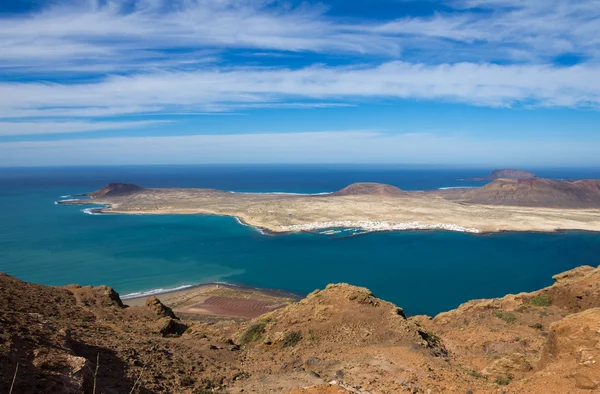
(451, 178, 600, 208)
(332, 182, 404, 197)
(87, 183, 144, 198)
(469, 168, 537, 181)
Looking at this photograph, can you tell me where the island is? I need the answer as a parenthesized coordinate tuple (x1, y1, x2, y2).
(467, 168, 538, 181)
(57, 175, 600, 234)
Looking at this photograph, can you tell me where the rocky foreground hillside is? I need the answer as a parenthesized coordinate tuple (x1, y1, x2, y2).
(1, 266, 600, 393)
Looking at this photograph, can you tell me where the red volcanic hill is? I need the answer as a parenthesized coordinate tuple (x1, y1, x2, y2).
(457, 178, 600, 208)
(86, 183, 144, 198)
(332, 182, 404, 197)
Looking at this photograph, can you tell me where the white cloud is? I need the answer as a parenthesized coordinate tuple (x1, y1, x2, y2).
(0, 0, 400, 74)
(377, 0, 600, 62)
(1, 131, 599, 166)
(0, 120, 168, 136)
(1, 62, 599, 124)
(2, 0, 598, 75)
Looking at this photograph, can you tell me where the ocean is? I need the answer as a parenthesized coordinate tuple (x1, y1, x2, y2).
(1, 165, 600, 316)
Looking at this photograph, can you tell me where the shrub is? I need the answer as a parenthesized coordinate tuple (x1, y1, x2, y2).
(529, 294, 552, 307)
(495, 376, 510, 386)
(281, 331, 302, 348)
(529, 322, 543, 330)
(240, 320, 269, 344)
(494, 312, 517, 324)
(467, 369, 486, 379)
(306, 328, 319, 342)
(179, 375, 195, 387)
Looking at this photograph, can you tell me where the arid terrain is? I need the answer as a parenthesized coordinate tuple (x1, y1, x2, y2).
(58, 177, 600, 234)
(2, 265, 600, 393)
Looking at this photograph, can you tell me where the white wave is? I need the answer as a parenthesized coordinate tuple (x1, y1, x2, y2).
(438, 186, 478, 190)
(234, 216, 250, 227)
(319, 229, 342, 235)
(55, 199, 81, 203)
(81, 207, 104, 215)
(213, 281, 242, 287)
(121, 284, 194, 299)
(233, 216, 272, 235)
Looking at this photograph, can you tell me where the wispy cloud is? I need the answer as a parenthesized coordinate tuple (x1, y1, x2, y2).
(2, 131, 599, 166)
(2, 0, 598, 75)
(1, 62, 599, 123)
(0, 0, 400, 74)
(0, 120, 169, 136)
(377, 0, 600, 62)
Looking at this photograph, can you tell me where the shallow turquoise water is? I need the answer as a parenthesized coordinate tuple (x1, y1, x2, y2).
(1, 165, 599, 316)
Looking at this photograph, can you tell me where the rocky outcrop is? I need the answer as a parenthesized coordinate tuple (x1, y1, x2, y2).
(540, 265, 600, 312)
(287, 382, 370, 394)
(1, 312, 94, 393)
(232, 283, 457, 393)
(237, 283, 428, 349)
(482, 353, 533, 380)
(332, 183, 404, 197)
(66, 284, 125, 308)
(287, 385, 355, 394)
(146, 295, 176, 318)
(538, 308, 600, 390)
(0, 273, 234, 394)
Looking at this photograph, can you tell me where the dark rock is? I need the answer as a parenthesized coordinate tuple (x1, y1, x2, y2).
(154, 318, 187, 337)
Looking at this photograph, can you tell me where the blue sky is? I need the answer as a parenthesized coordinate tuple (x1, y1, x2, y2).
(1, 0, 599, 166)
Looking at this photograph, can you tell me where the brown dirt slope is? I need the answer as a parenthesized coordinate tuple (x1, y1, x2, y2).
(2, 265, 600, 393)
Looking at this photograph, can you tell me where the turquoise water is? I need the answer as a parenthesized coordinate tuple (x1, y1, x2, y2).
(1, 165, 600, 316)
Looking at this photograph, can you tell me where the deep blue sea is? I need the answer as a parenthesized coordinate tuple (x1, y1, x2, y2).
(1, 165, 600, 316)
